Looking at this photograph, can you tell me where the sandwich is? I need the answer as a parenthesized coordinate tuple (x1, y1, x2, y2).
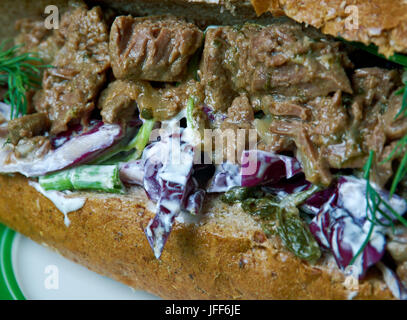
(0, 0, 407, 299)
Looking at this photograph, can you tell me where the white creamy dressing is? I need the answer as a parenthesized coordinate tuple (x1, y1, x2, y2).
(160, 109, 186, 131)
(207, 162, 241, 193)
(334, 216, 366, 274)
(144, 120, 200, 258)
(28, 181, 86, 227)
(145, 219, 165, 259)
(338, 176, 407, 222)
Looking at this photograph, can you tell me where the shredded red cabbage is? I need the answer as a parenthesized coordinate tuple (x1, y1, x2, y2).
(50, 123, 90, 149)
(184, 183, 205, 216)
(143, 130, 201, 258)
(309, 176, 407, 278)
(241, 150, 302, 187)
(302, 184, 337, 215)
(202, 105, 216, 122)
(262, 174, 312, 198)
(207, 162, 241, 192)
(208, 150, 302, 192)
(0, 121, 123, 177)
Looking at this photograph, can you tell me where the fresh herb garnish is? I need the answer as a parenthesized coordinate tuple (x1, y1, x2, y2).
(343, 40, 407, 68)
(394, 69, 407, 121)
(0, 41, 49, 119)
(352, 151, 407, 265)
(381, 134, 407, 197)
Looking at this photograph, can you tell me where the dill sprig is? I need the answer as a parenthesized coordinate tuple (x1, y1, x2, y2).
(351, 151, 407, 265)
(343, 40, 407, 68)
(382, 69, 407, 196)
(382, 134, 407, 196)
(394, 69, 407, 121)
(372, 72, 406, 202)
(0, 41, 48, 119)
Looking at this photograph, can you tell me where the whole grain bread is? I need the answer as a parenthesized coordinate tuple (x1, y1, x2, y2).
(0, 174, 394, 299)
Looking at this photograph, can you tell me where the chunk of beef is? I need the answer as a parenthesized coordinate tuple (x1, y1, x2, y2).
(34, 4, 110, 134)
(110, 15, 203, 82)
(200, 21, 352, 111)
(254, 116, 294, 153)
(219, 95, 255, 159)
(14, 18, 60, 64)
(306, 91, 364, 170)
(266, 92, 350, 185)
(199, 28, 237, 112)
(350, 68, 401, 156)
(7, 113, 50, 145)
(133, 80, 204, 121)
(100, 78, 204, 123)
(98, 80, 138, 124)
(352, 68, 400, 107)
(384, 91, 407, 140)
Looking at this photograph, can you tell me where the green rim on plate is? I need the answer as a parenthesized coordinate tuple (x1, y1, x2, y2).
(0, 224, 25, 300)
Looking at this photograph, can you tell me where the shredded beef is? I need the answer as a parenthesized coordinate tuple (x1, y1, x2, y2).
(262, 96, 311, 120)
(200, 21, 352, 112)
(109, 15, 203, 82)
(257, 65, 405, 186)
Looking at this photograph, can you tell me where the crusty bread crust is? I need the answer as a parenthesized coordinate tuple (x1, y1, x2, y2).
(2, 0, 405, 57)
(0, 174, 394, 299)
(251, 0, 407, 57)
(0, 0, 402, 300)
